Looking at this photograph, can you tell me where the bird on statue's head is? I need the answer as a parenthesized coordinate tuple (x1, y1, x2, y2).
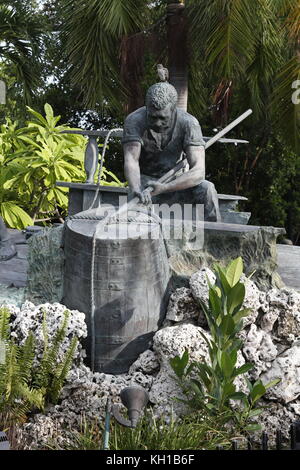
(156, 64, 169, 83)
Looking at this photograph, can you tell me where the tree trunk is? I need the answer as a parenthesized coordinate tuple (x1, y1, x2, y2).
(166, 1, 188, 111)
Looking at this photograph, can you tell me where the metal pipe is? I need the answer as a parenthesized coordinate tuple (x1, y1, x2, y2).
(103, 397, 111, 450)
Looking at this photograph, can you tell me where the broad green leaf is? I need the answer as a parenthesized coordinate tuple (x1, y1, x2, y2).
(222, 382, 236, 398)
(220, 315, 235, 336)
(189, 380, 203, 399)
(225, 257, 243, 287)
(233, 363, 253, 377)
(54, 189, 68, 207)
(216, 268, 231, 295)
(229, 392, 247, 400)
(190, 379, 204, 396)
(229, 349, 237, 367)
(196, 364, 212, 389)
(232, 308, 252, 323)
(209, 288, 222, 316)
(221, 351, 235, 378)
(250, 382, 266, 403)
(244, 423, 262, 432)
(264, 378, 281, 389)
(26, 106, 49, 127)
(17, 135, 41, 149)
(1, 202, 33, 229)
(227, 282, 245, 314)
(248, 408, 263, 418)
(169, 349, 189, 379)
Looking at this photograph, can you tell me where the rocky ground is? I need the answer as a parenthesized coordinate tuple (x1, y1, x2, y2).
(3, 268, 300, 449)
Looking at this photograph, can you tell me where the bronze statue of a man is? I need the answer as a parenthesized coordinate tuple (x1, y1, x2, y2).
(122, 81, 221, 222)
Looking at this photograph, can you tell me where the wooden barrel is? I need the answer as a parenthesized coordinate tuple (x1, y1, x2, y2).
(63, 206, 170, 374)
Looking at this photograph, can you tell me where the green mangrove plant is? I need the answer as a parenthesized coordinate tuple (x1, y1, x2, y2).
(170, 257, 280, 433)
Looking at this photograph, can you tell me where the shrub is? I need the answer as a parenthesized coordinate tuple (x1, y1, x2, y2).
(170, 257, 280, 434)
(0, 306, 78, 431)
(0, 104, 125, 228)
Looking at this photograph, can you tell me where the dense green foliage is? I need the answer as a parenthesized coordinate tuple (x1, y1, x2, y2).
(0, 0, 299, 239)
(0, 103, 124, 228)
(0, 306, 78, 430)
(170, 257, 280, 434)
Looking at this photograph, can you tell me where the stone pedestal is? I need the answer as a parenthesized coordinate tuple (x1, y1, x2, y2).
(165, 221, 286, 292)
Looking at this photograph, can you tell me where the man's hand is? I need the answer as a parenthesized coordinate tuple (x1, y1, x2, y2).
(145, 181, 167, 197)
(133, 188, 152, 205)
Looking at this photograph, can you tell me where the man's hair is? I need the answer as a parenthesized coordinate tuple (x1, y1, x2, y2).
(145, 82, 178, 109)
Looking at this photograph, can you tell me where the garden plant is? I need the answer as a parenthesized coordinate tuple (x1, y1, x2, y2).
(170, 257, 280, 435)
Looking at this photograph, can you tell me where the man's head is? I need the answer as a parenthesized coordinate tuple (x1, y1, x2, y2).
(145, 82, 178, 133)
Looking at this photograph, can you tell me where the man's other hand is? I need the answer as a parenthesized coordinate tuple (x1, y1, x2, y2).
(133, 188, 152, 205)
(146, 181, 166, 197)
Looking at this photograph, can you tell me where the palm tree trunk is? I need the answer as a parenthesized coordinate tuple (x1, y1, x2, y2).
(166, 1, 188, 111)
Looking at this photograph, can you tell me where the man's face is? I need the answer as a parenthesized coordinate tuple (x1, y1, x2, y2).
(146, 103, 175, 133)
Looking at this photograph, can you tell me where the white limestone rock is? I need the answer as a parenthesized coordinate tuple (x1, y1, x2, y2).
(189, 267, 216, 305)
(288, 402, 300, 417)
(265, 288, 300, 344)
(15, 360, 155, 450)
(242, 324, 278, 378)
(8, 301, 87, 364)
(150, 324, 210, 417)
(153, 323, 210, 363)
(149, 364, 190, 418)
(251, 402, 297, 440)
(239, 275, 261, 327)
(15, 415, 65, 450)
(259, 308, 280, 333)
(129, 349, 160, 375)
(165, 287, 206, 327)
(259, 342, 300, 403)
(266, 287, 293, 308)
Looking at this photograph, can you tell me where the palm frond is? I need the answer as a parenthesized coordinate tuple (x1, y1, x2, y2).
(60, 0, 150, 109)
(188, 0, 257, 79)
(245, 2, 283, 117)
(0, 4, 46, 102)
(85, 0, 148, 36)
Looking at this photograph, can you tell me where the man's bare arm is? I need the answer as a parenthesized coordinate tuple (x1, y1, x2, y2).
(148, 145, 205, 195)
(124, 142, 142, 192)
(123, 142, 152, 204)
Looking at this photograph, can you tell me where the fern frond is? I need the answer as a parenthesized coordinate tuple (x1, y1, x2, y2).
(45, 310, 70, 374)
(4, 343, 19, 401)
(16, 382, 45, 410)
(0, 306, 11, 341)
(34, 310, 71, 392)
(49, 336, 78, 404)
(18, 333, 35, 384)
